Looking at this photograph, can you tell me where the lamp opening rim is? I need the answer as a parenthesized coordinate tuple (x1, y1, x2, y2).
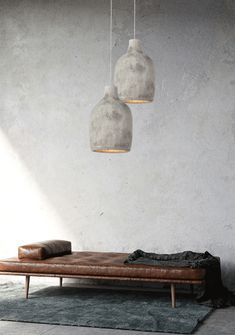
(123, 99, 153, 104)
(93, 149, 130, 153)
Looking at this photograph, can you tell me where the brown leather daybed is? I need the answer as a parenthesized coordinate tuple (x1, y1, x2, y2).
(0, 240, 206, 308)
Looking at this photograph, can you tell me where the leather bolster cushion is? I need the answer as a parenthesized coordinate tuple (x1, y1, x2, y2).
(18, 240, 72, 260)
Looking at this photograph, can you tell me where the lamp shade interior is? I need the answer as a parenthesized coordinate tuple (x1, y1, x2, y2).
(94, 149, 129, 153)
(123, 99, 151, 104)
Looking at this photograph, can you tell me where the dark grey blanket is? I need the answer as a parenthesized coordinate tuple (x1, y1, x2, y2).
(125, 249, 235, 308)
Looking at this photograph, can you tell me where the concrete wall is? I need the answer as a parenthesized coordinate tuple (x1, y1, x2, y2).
(0, 0, 235, 289)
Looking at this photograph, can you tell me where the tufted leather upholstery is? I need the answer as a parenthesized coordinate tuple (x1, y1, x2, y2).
(18, 240, 71, 260)
(0, 251, 205, 281)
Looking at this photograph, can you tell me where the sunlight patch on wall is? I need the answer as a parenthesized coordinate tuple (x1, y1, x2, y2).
(0, 130, 64, 258)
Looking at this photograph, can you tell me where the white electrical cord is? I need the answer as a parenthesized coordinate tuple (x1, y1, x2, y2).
(134, 0, 136, 39)
(110, 0, 113, 85)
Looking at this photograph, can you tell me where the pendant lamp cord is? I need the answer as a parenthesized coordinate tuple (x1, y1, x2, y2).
(110, 0, 113, 85)
(134, 0, 136, 39)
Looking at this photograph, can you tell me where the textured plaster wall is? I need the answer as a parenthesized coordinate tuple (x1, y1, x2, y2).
(0, 0, 235, 289)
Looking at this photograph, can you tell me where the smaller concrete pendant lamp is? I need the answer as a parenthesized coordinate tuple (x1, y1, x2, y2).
(90, 0, 132, 153)
(114, 0, 155, 104)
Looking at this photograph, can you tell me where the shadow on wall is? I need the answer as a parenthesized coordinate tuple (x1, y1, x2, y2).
(222, 262, 235, 291)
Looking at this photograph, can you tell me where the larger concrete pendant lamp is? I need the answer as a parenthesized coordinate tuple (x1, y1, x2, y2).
(90, 0, 132, 153)
(114, 0, 155, 104)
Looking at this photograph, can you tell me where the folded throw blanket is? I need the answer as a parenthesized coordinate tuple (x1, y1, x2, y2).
(125, 249, 235, 308)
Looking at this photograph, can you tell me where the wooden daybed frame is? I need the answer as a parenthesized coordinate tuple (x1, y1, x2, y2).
(0, 251, 206, 308)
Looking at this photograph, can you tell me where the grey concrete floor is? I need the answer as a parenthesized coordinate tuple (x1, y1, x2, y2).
(0, 307, 235, 335)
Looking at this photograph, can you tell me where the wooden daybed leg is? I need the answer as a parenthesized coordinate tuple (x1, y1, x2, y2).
(25, 275, 30, 299)
(59, 277, 63, 287)
(171, 283, 176, 308)
(190, 284, 194, 296)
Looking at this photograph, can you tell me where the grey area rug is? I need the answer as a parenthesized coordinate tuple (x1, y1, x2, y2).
(0, 283, 212, 334)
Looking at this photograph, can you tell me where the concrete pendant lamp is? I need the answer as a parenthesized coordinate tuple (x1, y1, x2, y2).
(90, 85, 132, 153)
(90, 0, 132, 153)
(114, 0, 155, 104)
